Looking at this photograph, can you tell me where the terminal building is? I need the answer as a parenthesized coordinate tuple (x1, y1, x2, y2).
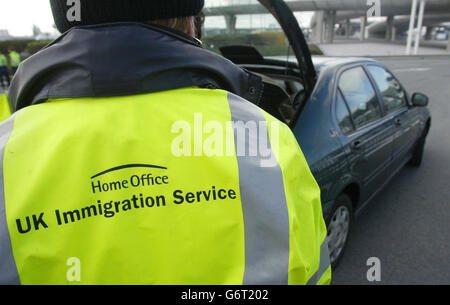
(204, 0, 450, 54)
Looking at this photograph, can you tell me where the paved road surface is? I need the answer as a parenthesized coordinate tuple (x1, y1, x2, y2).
(331, 57, 450, 285)
(319, 40, 449, 56)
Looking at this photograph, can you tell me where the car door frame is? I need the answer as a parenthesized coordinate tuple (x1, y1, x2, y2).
(363, 63, 421, 161)
(331, 62, 397, 202)
(259, 0, 316, 97)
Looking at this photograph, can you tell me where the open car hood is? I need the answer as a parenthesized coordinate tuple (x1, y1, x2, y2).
(257, 0, 316, 96)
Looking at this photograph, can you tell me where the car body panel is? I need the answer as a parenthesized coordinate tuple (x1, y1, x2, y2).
(203, 0, 431, 220)
(203, 0, 432, 267)
(294, 57, 431, 218)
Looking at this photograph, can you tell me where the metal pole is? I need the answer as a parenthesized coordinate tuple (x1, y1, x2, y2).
(345, 19, 350, 39)
(360, 16, 367, 41)
(406, 0, 418, 55)
(326, 11, 336, 43)
(386, 16, 393, 41)
(414, 0, 426, 55)
(319, 11, 325, 43)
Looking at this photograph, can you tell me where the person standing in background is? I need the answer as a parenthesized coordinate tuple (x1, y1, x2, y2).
(0, 53, 10, 88)
(8, 48, 21, 75)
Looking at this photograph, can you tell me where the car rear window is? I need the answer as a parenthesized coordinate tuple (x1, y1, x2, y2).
(336, 89, 354, 134)
(339, 66, 382, 129)
(367, 65, 406, 114)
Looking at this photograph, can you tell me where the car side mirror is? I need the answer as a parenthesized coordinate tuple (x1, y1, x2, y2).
(412, 93, 429, 107)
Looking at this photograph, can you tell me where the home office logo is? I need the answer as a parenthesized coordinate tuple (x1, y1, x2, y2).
(66, 0, 81, 22)
(367, 0, 381, 17)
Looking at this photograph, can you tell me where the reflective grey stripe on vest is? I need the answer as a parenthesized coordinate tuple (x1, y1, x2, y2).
(227, 93, 290, 285)
(0, 116, 20, 285)
(306, 238, 331, 285)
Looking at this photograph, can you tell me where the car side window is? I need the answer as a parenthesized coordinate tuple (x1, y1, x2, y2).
(367, 65, 406, 114)
(336, 89, 354, 134)
(338, 66, 382, 129)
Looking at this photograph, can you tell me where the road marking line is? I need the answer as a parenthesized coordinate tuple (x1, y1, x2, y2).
(392, 68, 431, 73)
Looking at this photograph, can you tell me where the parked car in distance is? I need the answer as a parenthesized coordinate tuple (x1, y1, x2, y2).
(202, 0, 431, 268)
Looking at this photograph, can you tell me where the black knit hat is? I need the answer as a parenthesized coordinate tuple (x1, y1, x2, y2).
(50, 0, 205, 33)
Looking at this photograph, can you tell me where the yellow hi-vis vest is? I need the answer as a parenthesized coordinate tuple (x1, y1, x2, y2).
(0, 94, 11, 122)
(0, 88, 331, 285)
(8, 51, 21, 68)
(0, 54, 8, 67)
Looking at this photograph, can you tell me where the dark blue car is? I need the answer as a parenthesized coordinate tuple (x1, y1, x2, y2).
(203, 0, 431, 267)
(294, 57, 431, 266)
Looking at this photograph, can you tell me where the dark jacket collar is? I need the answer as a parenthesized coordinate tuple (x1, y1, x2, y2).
(8, 22, 262, 111)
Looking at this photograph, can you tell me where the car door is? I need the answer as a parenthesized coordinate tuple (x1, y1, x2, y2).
(337, 65, 396, 201)
(366, 65, 419, 162)
(258, 0, 316, 103)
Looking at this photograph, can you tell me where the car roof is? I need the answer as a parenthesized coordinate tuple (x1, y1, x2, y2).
(312, 56, 378, 71)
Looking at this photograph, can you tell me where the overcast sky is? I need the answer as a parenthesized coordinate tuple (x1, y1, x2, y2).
(0, 0, 314, 37)
(0, 0, 56, 36)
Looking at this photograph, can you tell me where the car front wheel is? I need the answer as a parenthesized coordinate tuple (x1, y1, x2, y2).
(327, 194, 353, 269)
(409, 128, 428, 167)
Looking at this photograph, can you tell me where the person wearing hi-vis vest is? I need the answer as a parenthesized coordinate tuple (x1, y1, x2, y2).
(0, 0, 331, 285)
(0, 53, 11, 121)
(8, 49, 21, 75)
(0, 52, 10, 88)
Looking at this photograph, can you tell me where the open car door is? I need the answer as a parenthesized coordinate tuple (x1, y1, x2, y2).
(203, 0, 316, 126)
(258, 0, 316, 97)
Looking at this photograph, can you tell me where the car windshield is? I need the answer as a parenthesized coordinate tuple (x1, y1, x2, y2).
(202, 0, 296, 62)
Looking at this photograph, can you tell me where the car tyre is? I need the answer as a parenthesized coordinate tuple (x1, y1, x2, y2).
(409, 129, 427, 167)
(326, 193, 353, 269)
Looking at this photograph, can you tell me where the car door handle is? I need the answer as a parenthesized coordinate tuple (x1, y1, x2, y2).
(351, 140, 362, 150)
(395, 118, 402, 126)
